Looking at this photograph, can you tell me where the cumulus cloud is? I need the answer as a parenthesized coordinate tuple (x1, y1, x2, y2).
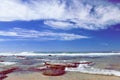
(0, 0, 120, 30)
(0, 28, 89, 41)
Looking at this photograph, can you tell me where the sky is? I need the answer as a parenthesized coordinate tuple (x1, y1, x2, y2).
(0, 0, 120, 52)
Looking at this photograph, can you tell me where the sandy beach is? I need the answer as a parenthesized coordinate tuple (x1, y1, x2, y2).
(1, 54, 120, 80)
(5, 71, 120, 80)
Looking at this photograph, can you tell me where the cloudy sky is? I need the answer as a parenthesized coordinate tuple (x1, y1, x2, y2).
(0, 0, 120, 52)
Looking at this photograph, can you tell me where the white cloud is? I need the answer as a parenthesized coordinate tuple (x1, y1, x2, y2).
(0, 38, 24, 41)
(0, 0, 120, 30)
(0, 31, 17, 36)
(0, 28, 89, 41)
(0, 0, 28, 21)
(44, 20, 75, 29)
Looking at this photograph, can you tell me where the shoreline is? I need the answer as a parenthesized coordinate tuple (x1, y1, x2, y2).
(5, 71, 120, 80)
(1, 54, 120, 80)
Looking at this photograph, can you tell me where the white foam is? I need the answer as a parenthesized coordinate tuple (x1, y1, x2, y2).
(65, 63, 120, 77)
(0, 52, 120, 56)
(0, 62, 16, 65)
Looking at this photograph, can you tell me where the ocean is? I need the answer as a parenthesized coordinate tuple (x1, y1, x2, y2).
(0, 52, 120, 77)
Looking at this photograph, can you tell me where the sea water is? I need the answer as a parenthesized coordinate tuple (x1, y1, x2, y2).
(0, 52, 120, 76)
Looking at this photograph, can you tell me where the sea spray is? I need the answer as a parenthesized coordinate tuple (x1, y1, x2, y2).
(0, 62, 16, 65)
(65, 63, 120, 77)
(0, 52, 120, 56)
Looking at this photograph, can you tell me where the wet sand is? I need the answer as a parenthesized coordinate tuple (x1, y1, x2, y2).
(5, 71, 120, 80)
(1, 55, 120, 80)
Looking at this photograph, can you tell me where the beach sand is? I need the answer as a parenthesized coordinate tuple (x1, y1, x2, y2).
(5, 71, 120, 80)
(1, 55, 120, 80)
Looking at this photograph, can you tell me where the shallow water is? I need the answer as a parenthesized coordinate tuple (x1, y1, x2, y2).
(0, 53, 120, 77)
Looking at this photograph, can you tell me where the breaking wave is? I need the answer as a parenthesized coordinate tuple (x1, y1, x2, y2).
(0, 52, 120, 56)
(65, 63, 120, 77)
(0, 62, 17, 65)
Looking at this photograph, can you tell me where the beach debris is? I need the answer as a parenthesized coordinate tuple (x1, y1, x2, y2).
(65, 63, 79, 68)
(79, 61, 93, 64)
(0, 67, 18, 75)
(42, 61, 93, 76)
(44, 62, 77, 68)
(44, 61, 93, 68)
(0, 74, 7, 80)
(0, 67, 18, 80)
(28, 66, 47, 72)
(42, 65, 65, 76)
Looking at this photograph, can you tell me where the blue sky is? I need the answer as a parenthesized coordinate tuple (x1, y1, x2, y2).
(0, 0, 120, 52)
